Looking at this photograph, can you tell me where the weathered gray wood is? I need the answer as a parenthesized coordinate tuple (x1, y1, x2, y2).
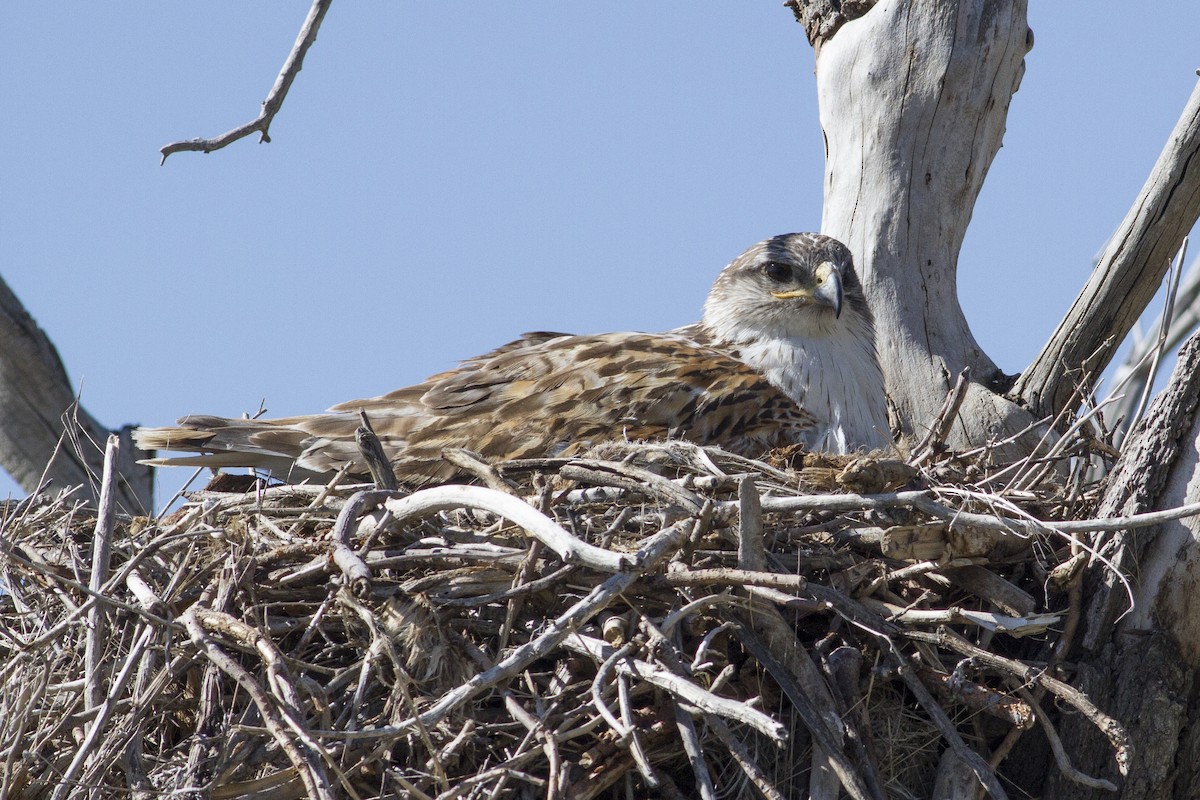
(813, 0, 1037, 452)
(1082, 331, 1200, 654)
(1031, 332, 1200, 798)
(1015, 79, 1200, 423)
(0, 273, 152, 511)
(785, 0, 878, 51)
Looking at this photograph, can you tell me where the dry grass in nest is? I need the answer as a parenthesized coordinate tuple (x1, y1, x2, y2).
(0, 432, 1142, 799)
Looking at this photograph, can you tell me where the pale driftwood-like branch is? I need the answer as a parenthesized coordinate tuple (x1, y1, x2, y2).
(863, 599, 1059, 636)
(84, 435, 119, 712)
(0, 274, 151, 509)
(1016, 78, 1200, 421)
(159, 0, 332, 163)
(384, 484, 632, 572)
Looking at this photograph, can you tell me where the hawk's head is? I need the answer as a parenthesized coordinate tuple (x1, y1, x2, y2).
(702, 233, 870, 343)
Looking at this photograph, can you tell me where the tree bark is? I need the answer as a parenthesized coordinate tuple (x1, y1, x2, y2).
(805, 0, 1200, 458)
(1023, 331, 1200, 799)
(798, 3, 1200, 794)
(0, 274, 152, 512)
(810, 0, 1035, 453)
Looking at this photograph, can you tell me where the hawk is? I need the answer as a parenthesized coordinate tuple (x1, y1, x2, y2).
(134, 233, 889, 485)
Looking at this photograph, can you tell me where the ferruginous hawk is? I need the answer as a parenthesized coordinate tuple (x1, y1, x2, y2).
(134, 233, 889, 484)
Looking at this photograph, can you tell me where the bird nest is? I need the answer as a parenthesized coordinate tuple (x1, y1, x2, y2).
(0, 437, 1129, 799)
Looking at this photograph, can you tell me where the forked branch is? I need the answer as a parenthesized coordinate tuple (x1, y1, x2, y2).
(159, 0, 332, 163)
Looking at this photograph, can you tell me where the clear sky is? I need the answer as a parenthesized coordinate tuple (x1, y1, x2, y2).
(1, 4, 1198, 509)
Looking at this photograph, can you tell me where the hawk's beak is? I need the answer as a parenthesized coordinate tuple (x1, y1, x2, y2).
(813, 262, 843, 318)
(769, 262, 844, 317)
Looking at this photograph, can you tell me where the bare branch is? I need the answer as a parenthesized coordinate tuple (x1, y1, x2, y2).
(159, 0, 332, 163)
(1016, 77, 1200, 420)
(1108, 241, 1200, 444)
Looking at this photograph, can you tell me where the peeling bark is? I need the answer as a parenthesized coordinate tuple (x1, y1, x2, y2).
(785, 0, 878, 51)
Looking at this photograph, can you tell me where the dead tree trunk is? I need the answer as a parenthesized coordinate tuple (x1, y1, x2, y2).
(0, 274, 152, 512)
(797, 0, 1200, 456)
(793, 0, 1200, 795)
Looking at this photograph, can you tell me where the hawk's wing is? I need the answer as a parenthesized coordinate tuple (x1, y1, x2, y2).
(135, 332, 816, 485)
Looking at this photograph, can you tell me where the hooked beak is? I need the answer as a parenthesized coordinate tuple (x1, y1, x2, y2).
(769, 262, 844, 317)
(814, 262, 844, 318)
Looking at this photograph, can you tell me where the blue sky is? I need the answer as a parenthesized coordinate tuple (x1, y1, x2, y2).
(1, 4, 1198, 507)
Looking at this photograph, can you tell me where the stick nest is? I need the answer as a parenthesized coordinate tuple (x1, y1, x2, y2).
(0, 439, 1124, 799)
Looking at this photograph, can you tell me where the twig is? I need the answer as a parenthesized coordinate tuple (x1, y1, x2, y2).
(862, 598, 1059, 636)
(434, 563, 575, 608)
(617, 671, 660, 787)
(912, 367, 971, 465)
(442, 448, 519, 495)
(564, 633, 785, 741)
(1015, 687, 1117, 791)
(728, 620, 876, 800)
(183, 607, 337, 800)
(905, 627, 1130, 775)
(910, 494, 1200, 536)
(704, 714, 787, 800)
(497, 539, 543, 653)
(673, 700, 716, 800)
(49, 624, 155, 800)
(328, 489, 395, 596)
(1128, 237, 1187, 433)
(355, 411, 397, 491)
(559, 460, 706, 514)
(1016, 76, 1200, 421)
(878, 638, 1009, 799)
(590, 642, 634, 742)
(339, 515, 696, 739)
(660, 565, 807, 593)
(503, 696, 563, 797)
(84, 434, 120, 712)
(737, 477, 766, 571)
(160, 0, 333, 163)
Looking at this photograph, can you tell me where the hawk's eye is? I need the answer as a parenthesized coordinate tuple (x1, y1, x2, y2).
(763, 261, 791, 282)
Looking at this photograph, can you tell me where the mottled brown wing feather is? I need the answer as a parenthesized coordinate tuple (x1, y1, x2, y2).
(135, 332, 815, 485)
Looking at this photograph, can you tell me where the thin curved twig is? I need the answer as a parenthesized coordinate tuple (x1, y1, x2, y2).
(160, 0, 332, 163)
(1015, 686, 1117, 791)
